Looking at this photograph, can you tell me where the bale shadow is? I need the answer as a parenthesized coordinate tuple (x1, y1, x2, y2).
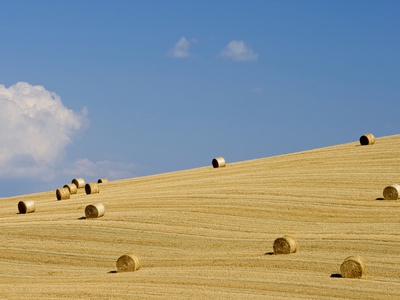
(375, 197, 385, 201)
(78, 216, 87, 220)
(265, 252, 274, 255)
(330, 273, 342, 278)
(108, 270, 118, 274)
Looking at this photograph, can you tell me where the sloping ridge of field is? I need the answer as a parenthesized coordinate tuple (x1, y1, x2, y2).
(1, 134, 400, 299)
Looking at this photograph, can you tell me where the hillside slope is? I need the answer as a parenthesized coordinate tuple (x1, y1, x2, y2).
(0, 134, 399, 299)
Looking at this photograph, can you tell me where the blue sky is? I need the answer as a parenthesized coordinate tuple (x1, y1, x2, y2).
(0, 0, 399, 197)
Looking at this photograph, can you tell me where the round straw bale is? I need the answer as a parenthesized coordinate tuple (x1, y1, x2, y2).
(85, 182, 99, 195)
(71, 178, 85, 189)
(18, 200, 35, 214)
(116, 253, 141, 272)
(340, 256, 366, 279)
(383, 184, 400, 200)
(212, 156, 226, 168)
(85, 203, 105, 218)
(97, 178, 108, 183)
(56, 187, 71, 200)
(359, 133, 375, 145)
(63, 183, 77, 195)
(273, 235, 298, 254)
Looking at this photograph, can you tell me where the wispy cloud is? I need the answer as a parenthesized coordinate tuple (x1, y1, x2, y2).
(220, 40, 258, 62)
(252, 87, 264, 95)
(0, 82, 88, 180)
(167, 36, 195, 58)
(63, 158, 139, 180)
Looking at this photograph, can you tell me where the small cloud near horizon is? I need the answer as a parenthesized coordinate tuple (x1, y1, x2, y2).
(63, 158, 140, 181)
(167, 36, 196, 58)
(220, 40, 258, 62)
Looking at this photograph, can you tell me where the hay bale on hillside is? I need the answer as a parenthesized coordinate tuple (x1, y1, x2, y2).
(56, 187, 71, 200)
(97, 178, 108, 183)
(18, 200, 35, 214)
(85, 182, 99, 195)
(71, 178, 85, 189)
(340, 256, 366, 278)
(359, 133, 375, 145)
(63, 183, 78, 195)
(116, 253, 141, 272)
(212, 156, 226, 168)
(383, 184, 400, 200)
(273, 235, 298, 254)
(85, 203, 105, 219)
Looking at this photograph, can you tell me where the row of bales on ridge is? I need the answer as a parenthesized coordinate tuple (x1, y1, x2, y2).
(14, 133, 395, 276)
(57, 177, 108, 200)
(18, 177, 107, 217)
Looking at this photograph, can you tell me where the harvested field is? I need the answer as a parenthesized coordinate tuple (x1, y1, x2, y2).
(1, 134, 400, 299)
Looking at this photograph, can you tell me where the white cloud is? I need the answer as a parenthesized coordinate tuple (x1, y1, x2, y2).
(168, 36, 194, 58)
(0, 82, 88, 180)
(220, 40, 258, 62)
(63, 158, 139, 180)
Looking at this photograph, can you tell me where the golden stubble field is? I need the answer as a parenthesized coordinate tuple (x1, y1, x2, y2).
(0, 134, 399, 299)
